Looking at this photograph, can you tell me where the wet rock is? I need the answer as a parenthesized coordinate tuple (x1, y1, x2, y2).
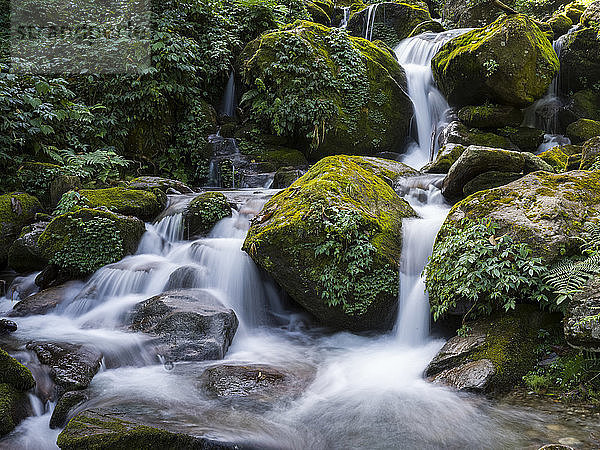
(56, 408, 243, 450)
(164, 266, 209, 290)
(438, 121, 518, 151)
(130, 289, 238, 362)
(0, 349, 36, 436)
(497, 127, 546, 153)
(424, 144, 467, 174)
(457, 104, 523, 129)
(0, 192, 43, 268)
(440, 170, 600, 264)
(50, 390, 88, 429)
(243, 156, 417, 331)
(77, 187, 167, 222)
(432, 15, 559, 107)
(27, 342, 102, 396)
(564, 276, 600, 351)
(560, 27, 600, 93)
(183, 192, 232, 237)
(199, 364, 312, 407)
(462, 171, 523, 197)
(425, 332, 486, 376)
(7, 220, 49, 273)
(441, 146, 552, 201)
(127, 176, 193, 195)
(0, 348, 36, 391)
(272, 167, 304, 189)
(431, 359, 495, 392)
(8, 281, 82, 317)
(580, 136, 600, 170)
(0, 319, 17, 334)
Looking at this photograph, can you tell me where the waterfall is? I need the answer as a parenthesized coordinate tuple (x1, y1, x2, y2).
(339, 7, 350, 28)
(219, 71, 237, 117)
(395, 29, 472, 169)
(363, 4, 379, 40)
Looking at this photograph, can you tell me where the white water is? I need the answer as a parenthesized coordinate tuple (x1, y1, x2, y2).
(395, 30, 472, 169)
(363, 4, 379, 40)
(339, 7, 350, 28)
(219, 71, 236, 117)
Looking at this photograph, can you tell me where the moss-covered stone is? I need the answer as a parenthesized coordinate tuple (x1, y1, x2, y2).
(497, 126, 545, 152)
(580, 0, 600, 26)
(272, 167, 304, 188)
(442, 0, 509, 28)
(242, 155, 417, 331)
(0, 348, 35, 391)
(566, 118, 600, 143)
(457, 104, 523, 129)
(432, 15, 559, 107)
(183, 193, 232, 237)
(306, 1, 331, 25)
(442, 170, 600, 264)
(408, 19, 445, 37)
(239, 21, 413, 160)
(50, 390, 88, 429)
(565, 0, 587, 22)
(439, 121, 518, 150)
(570, 89, 600, 122)
(560, 26, 600, 92)
(580, 136, 600, 169)
(547, 12, 573, 39)
(8, 221, 48, 273)
(0, 384, 28, 437)
(126, 177, 193, 195)
(38, 208, 146, 276)
(462, 171, 523, 197)
(538, 144, 582, 171)
(0, 192, 43, 267)
(347, 0, 432, 47)
(424, 144, 467, 174)
(77, 187, 166, 222)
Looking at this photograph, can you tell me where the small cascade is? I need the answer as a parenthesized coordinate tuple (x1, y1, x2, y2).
(207, 134, 242, 188)
(395, 29, 472, 169)
(339, 7, 350, 28)
(219, 71, 237, 117)
(363, 4, 379, 40)
(394, 175, 449, 344)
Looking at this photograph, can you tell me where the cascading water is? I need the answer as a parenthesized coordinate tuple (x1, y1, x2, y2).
(363, 4, 379, 40)
(395, 30, 472, 169)
(339, 7, 350, 28)
(219, 71, 237, 117)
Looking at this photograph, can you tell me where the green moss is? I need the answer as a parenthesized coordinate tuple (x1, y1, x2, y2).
(0, 384, 27, 437)
(572, 89, 600, 121)
(38, 208, 146, 276)
(0, 349, 35, 391)
(457, 104, 523, 128)
(566, 118, 600, 144)
(78, 187, 166, 222)
(425, 144, 467, 174)
(547, 12, 573, 39)
(432, 15, 559, 107)
(184, 192, 232, 237)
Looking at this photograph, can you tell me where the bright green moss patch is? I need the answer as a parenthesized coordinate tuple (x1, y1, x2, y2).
(183, 192, 232, 237)
(0, 349, 35, 391)
(78, 187, 166, 222)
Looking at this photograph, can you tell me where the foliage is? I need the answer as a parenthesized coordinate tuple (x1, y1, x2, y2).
(545, 222, 600, 305)
(425, 218, 552, 321)
(53, 191, 89, 216)
(49, 216, 123, 275)
(311, 206, 397, 315)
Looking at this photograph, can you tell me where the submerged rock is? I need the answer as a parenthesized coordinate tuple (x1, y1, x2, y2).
(130, 289, 238, 362)
(243, 155, 417, 331)
(0, 192, 43, 268)
(50, 390, 88, 429)
(8, 281, 81, 317)
(26, 342, 102, 396)
(183, 192, 232, 237)
(432, 15, 559, 107)
(564, 276, 600, 351)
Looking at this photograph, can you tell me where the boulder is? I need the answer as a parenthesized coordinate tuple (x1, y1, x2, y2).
(566, 118, 600, 143)
(408, 19, 445, 37)
(183, 192, 232, 237)
(424, 144, 466, 174)
(56, 408, 241, 450)
(0, 349, 36, 437)
(50, 390, 88, 429)
(427, 306, 550, 392)
(438, 121, 518, 151)
(0, 319, 17, 334)
(569, 89, 600, 122)
(560, 27, 600, 93)
(347, 0, 431, 47)
(580, 137, 600, 169)
(7, 220, 49, 273)
(441, 146, 553, 200)
(497, 126, 546, 152)
(26, 342, 102, 396)
(239, 21, 413, 159)
(547, 13, 573, 40)
(0, 192, 43, 267)
(0, 348, 36, 391)
(462, 171, 523, 197)
(442, 0, 507, 28)
(580, 0, 600, 26)
(565, 0, 586, 22)
(8, 282, 82, 317)
(77, 187, 166, 222)
(306, 0, 331, 25)
(242, 155, 417, 331)
(441, 170, 600, 263)
(564, 276, 600, 351)
(130, 289, 238, 362)
(127, 176, 193, 194)
(538, 144, 582, 171)
(164, 266, 208, 290)
(272, 167, 304, 189)
(38, 208, 146, 276)
(432, 15, 559, 107)
(457, 104, 523, 129)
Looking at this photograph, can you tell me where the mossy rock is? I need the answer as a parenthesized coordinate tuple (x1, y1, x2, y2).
(0, 383, 28, 437)
(462, 171, 523, 197)
(442, 0, 510, 28)
(439, 121, 518, 151)
(560, 27, 600, 93)
(239, 21, 413, 160)
(56, 408, 239, 449)
(38, 208, 146, 276)
(547, 12, 573, 39)
(347, 0, 432, 47)
(565, 0, 587, 22)
(183, 192, 232, 237)
(424, 144, 467, 174)
(8, 221, 49, 273)
(457, 104, 523, 129)
(273, 167, 304, 188)
(580, 136, 600, 169)
(0, 192, 43, 268)
(441, 170, 600, 264)
(432, 15, 559, 107)
(497, 126, 545, 152)
(570, 89, 600, 122)
(408, 19, 445, 37)
(77, 187, 166, 222)
(0, 348, 35, 391)
(127, 177, 193, 195)
(538, 144, 582, 171)
(242, 155, 417, 331)
(306, 1, 331, 25)
(566, 118, 600, 143)
(580, 0, 600, 27)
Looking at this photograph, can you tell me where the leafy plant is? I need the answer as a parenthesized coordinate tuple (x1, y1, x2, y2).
(425, 218, 552, 321)
(53, 191, 89, 216)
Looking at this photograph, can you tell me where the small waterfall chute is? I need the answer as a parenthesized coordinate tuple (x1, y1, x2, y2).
(219, 71, 237, 117)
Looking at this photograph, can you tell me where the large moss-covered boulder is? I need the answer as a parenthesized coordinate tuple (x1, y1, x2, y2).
(442, 170, 600, 263)
(566, 118, 600, 143)
(547, 12, 573, 39)
(569, 89, 600, 122)
(457, 104, 523, 129)
(183, 192, 232, 237)
(538, 144, 582, 171)
(0, 349, 35, 437)
(239, 21, 413, 159)
(0, 192, 43, 267)
(565, 0, 587, 22)
(347, 0, 432, 47)
(77, 187, 166, 222)
(580, 136, 600, 169)
(242, 156, 417, 331)
(442, 146, 552, 200)
(0, 349, 35, 391)
(438, 121, 518, 150)
(38, 208, 146, 276)
(442, 0, 509, 27)
(560, 27, 600, 93)
(432, 15, 559, 107)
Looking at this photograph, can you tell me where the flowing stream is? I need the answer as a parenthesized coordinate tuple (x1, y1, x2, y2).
(2, 31, 600, 450)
